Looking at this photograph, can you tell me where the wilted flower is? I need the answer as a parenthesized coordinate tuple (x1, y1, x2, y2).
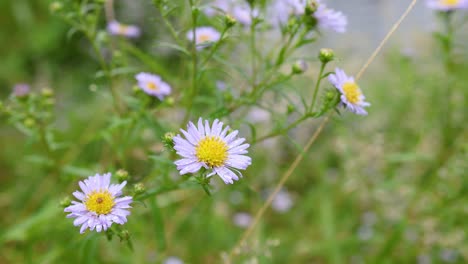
(328, 68, 370, 115)
(233, 212, 252, 228)
(426, 0, 468, 11)
(186, 27, 221, 50)
(314, 0, 347, 33)
(135, 72, 171, 100)
(107, 20, 141, 38)
(64, 173, 133, 234)
(174, 118, 251, 184)
(13, 83, 30, 97)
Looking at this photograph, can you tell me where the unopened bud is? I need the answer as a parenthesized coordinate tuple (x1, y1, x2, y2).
(120, 230, 130, 241)
(165, 96, 175, 106)
(41, 88, 54, 97)
(24, 118, 36, 128)
(305, 0, 319, 15)
(287, 104, 296, 114)
(116, 169, 129, 182)
(134, 183, 146, 194)
(50, 2, 63, 13)
(60, 196, 72, 208)
(225, 14, 237, 28)
(162, 132, 175, 149)
(318, 48, 335, 63)
(292, 59, 308, 74)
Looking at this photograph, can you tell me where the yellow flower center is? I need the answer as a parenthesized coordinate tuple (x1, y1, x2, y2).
(441, 0, 460, 6)
(118, 25, 129, 34)
(147, 82, 159, 91)
(195, 136, 228, 167)
(198, 34, 212, 43)
(342, 82, 361, 104)
(84, 191, 115, 215)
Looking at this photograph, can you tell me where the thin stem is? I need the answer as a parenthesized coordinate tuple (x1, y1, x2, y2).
(253, 114, 310, 144)
(250, 10, 257, 87)
(182, 0, 198, 125)
(309, 62, 326, 113)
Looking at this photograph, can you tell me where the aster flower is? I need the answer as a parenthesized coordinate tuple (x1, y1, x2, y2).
(269, 0, 307, 25)
(107, 20, 141, 38)
(64, 173, 133, 234)
(173, 118, 251, 184)
(426, 0, 468, 11)
(186, 27, 221, 50)
(233, 212, 252, 228)
(135, 72, 171, 100)
(328, 68, 370, 115)
(271, 189, 293, 213)
(13, 83, 30, 97)
(205, 0, 257, 26)
(314, 1, 347, 33)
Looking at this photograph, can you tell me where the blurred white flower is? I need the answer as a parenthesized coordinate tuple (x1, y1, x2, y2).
(135, 72, 172, 100)
(233, 212, 252, 228)
(107, 20, 141, 38)
(271, 189, 293, 213)
(426, 0, 468, 11)
(186, 27, 221, 50)
(205, 0, 258, 26)
(163, 256, 184, 264)
(314, 1, 347, 33)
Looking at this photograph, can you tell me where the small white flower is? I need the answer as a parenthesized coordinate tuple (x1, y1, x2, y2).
(271, 189, 293, 213)
(328, 68, 370, 115)
(135, 72, 171, 100)
(314, 1, 347, 33)
(186, 27, 221, 50)
(64, 173, 133, 234)
(107, 20, 141, 38)
(233, 212, 252, 228)
(163, 256, 184, 264)
(174, 118, 251, 184)
(426, 0, 468, 11)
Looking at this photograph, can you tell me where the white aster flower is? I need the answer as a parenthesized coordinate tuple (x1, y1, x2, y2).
(64, 173, 133, 234)
(107, 20, 141, 38)
(328, 68, 370, 115)
(135, 72, 171, 100)
(186, 27, 221, 50)
(174, 118, 252, 184)
(269, 0, 307, 25)
(426, 0, 468, 10)
(314, 1, 347, 33)
(271, 189, 293, 213)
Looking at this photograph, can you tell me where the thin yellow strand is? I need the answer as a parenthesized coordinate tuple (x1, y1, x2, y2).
(226, 0, 419, 262)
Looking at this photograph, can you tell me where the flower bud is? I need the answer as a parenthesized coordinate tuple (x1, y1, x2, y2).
(225, 14, 237, 28)
(60, 196, 72, 208)
(292, 59, 308, 74)
(24, 118, 36, 128)
(305, 0, 319, 15)
(119, 230, 130, 241)
(41, 88, 54, 97)
(287, 104, 296, 114)
(165, 96, 175, 106)
(133, 183, 146, 194)
(49, 2, 63, 13)
(116, 169, 129, 183)
(162, 132, 175, 150)
(318, 48, 335, 64)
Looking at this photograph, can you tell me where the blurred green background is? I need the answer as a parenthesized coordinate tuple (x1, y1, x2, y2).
(1, 0, 467, 263)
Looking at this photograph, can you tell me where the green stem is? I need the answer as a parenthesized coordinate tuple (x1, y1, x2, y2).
(309, 62, 327, 113)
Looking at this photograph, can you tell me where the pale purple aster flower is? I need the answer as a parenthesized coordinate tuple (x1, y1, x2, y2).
(135, 72, 171, 100)
(233, 212, 252, 228)
(204, 0, 230, 17)
(328, 68, 370, 115)
(426, 0, 468, 10)
(271, 189, 293, 213)
(13, 83, 30, 97)
(64, 173, 133, 234)
(314, 1, 347, 33)
(186, 27, 221, 50)
(163, 256, 184, 264)
(205, 0, 257, 26)
(173, 118, 251, 184)
(269, 0, 307, 25)
(107, 20, 141, 38)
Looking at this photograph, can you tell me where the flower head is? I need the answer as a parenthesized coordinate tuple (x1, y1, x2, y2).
(13, 83, 30, 97)
(135, 72, 171, 100)
(268, 0, 307, 25)
(64, 173, 133, 233)
(328, 68, 370, 115)
(186, 27, 221, 50)
(205, 0, 257, 26)
(174, 118, 251, 184)
(314, 1, 347, 33)
(426, 0, 468, 11)
(107, 20, 141, 38)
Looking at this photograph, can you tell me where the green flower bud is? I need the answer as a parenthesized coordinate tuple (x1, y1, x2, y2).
(225, 14, 237, 28)
(116, 169, 129, 183)
(165, 96, 175, 106)
(49, 2, 63, 13)
(287, 104, 296, 114)
(60, 196, 72, 208)
(318, 48, 335, 64)
(162, 132, 175, 150)
(24, 118, 36, 128)
(41, 88, 54, 97)
(133, 183, 146, 194)
(132, 85, 141, 94)
(292, 59, 308, 74)
(119, 230, 130, 241)
(305, 1, 319, 15)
